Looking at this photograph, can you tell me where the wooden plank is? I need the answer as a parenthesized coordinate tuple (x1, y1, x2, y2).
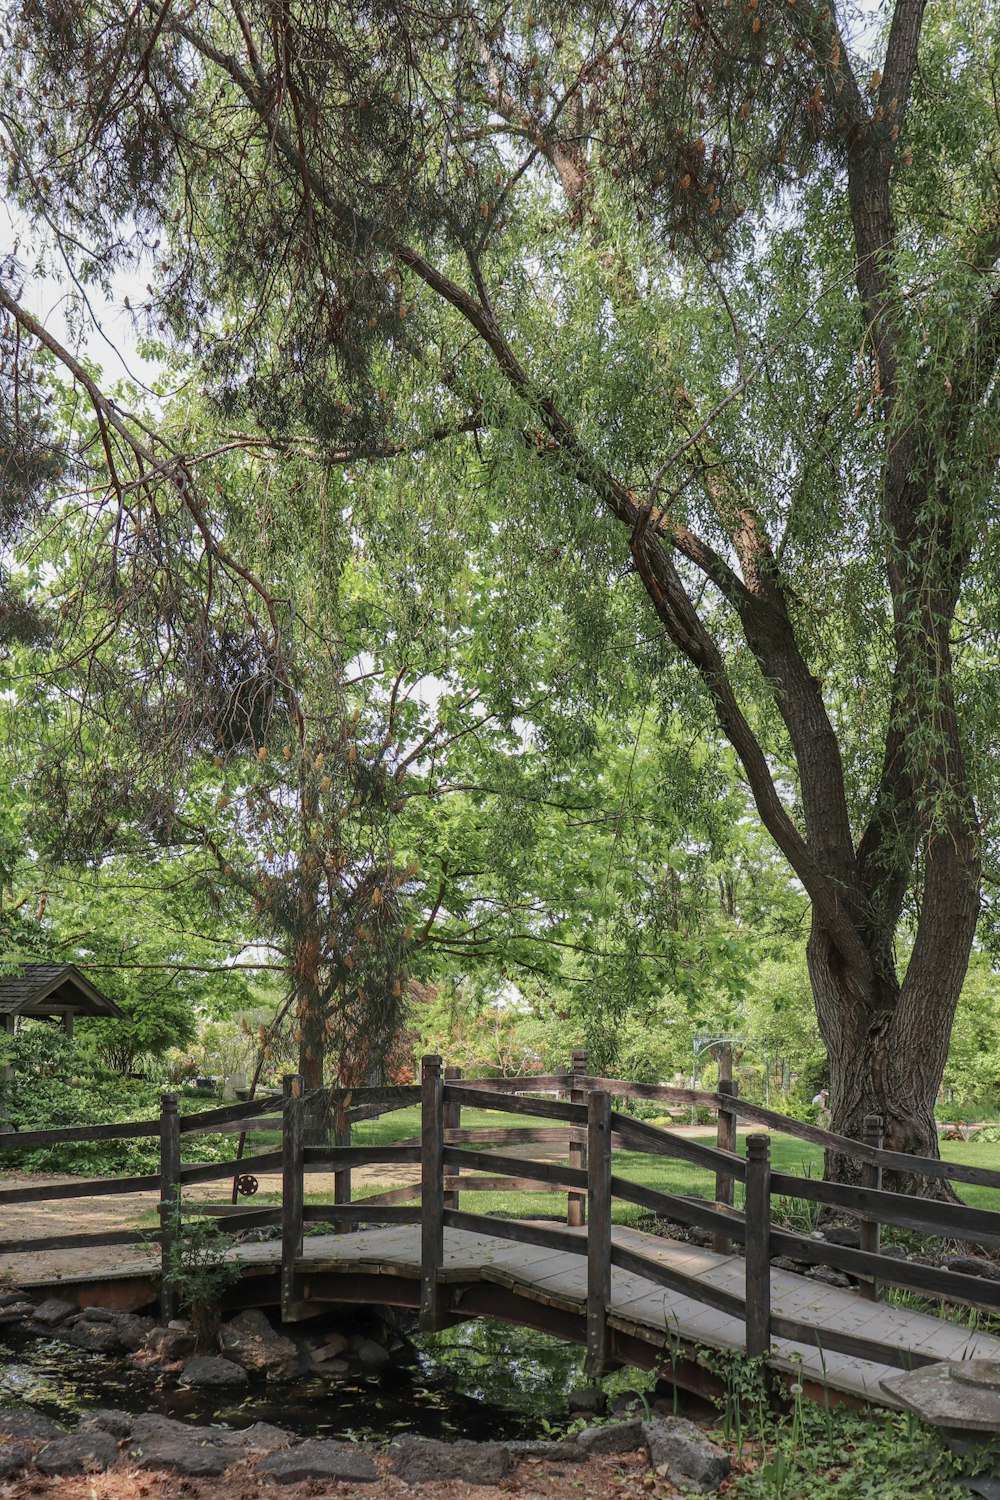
(610, 1112, 747, 1179)
(609, 1177, 748, 1242)
(744, 1135, 771, 1358)
(445, 1086, 584, 1124)
(301, 1204, 422, 1226)
(281, 1076, 304, 1314)
(420, 1057, 445, 1331)
(179, 1094, 283, 1132)
(0, 1118, 161, 1150)
(609, 1243, 746, 1321)
(0, 1172, 162, 1205)
(582, 1077, 720, 1109)
(714, 1080, 738, 1255)
(769, 1169, 1000, 1245)
(444, 1145, 586, 1190)
(358, 1184, 422, 1208)
(442, 1208, 586, 1257)
(191, 1116, 283, 1136)
(304, 1144, 421, 1169)
(448, 1075, 570, 1095)
(768, 1312, 940, 1371)
(195, 1206, 282, 1227)
(179, 1150, 283, 1184)
(586, 1091, 612, 1375)
(569, 1048, 588, 1230)
(443, 1126, 577, 1146)
(443, 1174, 561, 1194)
(159, 1091, 181, 1321)
(0, 1229, 157, 1254)
(768, 1227, 1000, 1310)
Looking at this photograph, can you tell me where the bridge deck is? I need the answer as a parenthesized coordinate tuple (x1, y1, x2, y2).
(16, 1222, 1000, 1408)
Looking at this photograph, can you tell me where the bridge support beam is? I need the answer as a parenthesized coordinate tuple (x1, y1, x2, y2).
(420, 1055, 445, 1331)
(744, 1134, 771, 1359)
(585, 1090, 612, 1377)
(281, 1074, 305, 1318)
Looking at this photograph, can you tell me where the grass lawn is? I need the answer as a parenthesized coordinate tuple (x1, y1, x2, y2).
(236, 1104, 1000, 1224)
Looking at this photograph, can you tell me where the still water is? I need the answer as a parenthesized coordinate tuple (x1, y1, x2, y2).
(0, 1319, 588, 1441)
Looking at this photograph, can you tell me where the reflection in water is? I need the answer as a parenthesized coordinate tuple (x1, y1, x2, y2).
(0, 1319, 587, 1441)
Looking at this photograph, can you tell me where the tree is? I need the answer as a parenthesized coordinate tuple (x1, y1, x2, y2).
(3, 0, 999, 1179)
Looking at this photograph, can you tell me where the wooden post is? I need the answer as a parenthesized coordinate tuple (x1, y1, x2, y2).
(281, 1074, 304, 1316)
(332, 1106, 351, 1233)
(744, 1133, 771, 1359)
(859, 1113, 883, 1301)
(443, 1065, 462, 1212)
(713, 1078, 739, 1255)
(158, 1092, 181, 1322)
(567, 1047, 588, 1227)
(420, 1054, 445, 1331)
(585, 1090, 612, 1377)
(2, 1013, 15, 1084)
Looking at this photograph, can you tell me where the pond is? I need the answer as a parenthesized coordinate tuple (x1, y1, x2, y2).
(0, 1319, 596, 1442)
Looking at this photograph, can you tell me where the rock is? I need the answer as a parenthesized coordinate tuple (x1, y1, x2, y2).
(144, 1324, 197, 1361)
(643, 1417, 730, 1494)
(0, 1410, 63, 1441)
(390, 1435, 511, 1485)
(356, 1337, 390, 1373)
(822, 1226, 861, 1248)
(213, 1421, 294, 1454)
(942, 1257, 1000, 1282)
(315, 1357, 349, 1375)
(770, 1257, 809, 1272)
(310, 1333, 349, 1361)
(0, 1289, 26, 1308)
(804, 1268, 852, 1289)
(507, 1439, 579, 1461)
(58, 1319, 126, 1353)
(257, 1439, 378, 1484)
(0, 1442, 31, 1477)
(220, 1310, 300, 1380)
(609, 1390, 646, 1417)
(35, 1431, 120, 1475)
(78, 1306, 116, 1323)
(0, 1301, 36, 1325)
(31, 1299, 79, 1328)
(569, 1386, 607, 1416)
(879, 1244, 908, 1259)
(127, 1415, 230, 1477)
(77, 1409, 133, 1438)
(180, 1355, 249, 1388)
(575, 1419, 644, 1455)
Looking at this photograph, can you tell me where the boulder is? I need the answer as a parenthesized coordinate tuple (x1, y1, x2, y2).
(77, 1409, 134, 1438)
(822, 1226, 862, 1249)
(127, 1415, 230, 1477)
(180, 1355, 249, 1388)
(144, 1324, 197, 1361)
(31, 1299, 79, 1328)
(0, 1442, 31, 1477)
(0, 1410, 63, 1441)
(355, 1338, 390, 1373)
(219, 1310, 300, 1380)
(35, 1430, 120, 1475)
(942, 1257, 1000, 1283)
(643, 1417, 730, 1494)
(58, 1319, 125, 1354)
(575, 1419, 644, 1455)
(569, 1386, 607, 1416)
(390, 1435, 511, 1485)
(257, 1439, 378, 1484)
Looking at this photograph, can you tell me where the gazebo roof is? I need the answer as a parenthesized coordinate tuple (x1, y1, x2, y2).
(0, 963, 125, 1019)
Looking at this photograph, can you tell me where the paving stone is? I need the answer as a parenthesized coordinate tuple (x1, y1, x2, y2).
(881, 1364, 1000, 1431)
(257, 1438, 378, 1483)
(390, 1435, 511, 1484)
(35, 1430, 120, 1475)
(127, 1417, 231, 1477)
(643, 1417, 730, 1494)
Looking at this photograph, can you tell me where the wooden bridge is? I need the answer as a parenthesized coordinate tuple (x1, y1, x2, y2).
(5, 1054, 1000, 1410)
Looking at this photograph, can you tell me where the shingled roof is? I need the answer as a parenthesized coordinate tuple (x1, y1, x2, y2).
(0, 963, 125, 1019)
